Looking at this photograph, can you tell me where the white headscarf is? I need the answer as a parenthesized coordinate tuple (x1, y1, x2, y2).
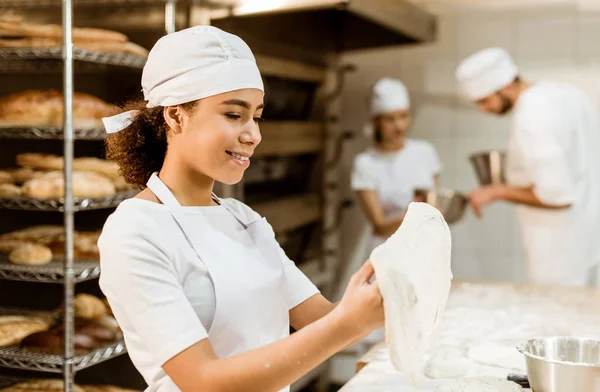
(455, 47, 519, 101)
(102, 26, 264, 134)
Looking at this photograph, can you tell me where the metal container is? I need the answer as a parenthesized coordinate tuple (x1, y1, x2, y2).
(414, 188, 468, 224)
(469, 150, 506, 186)
(517, 337, 600, 392)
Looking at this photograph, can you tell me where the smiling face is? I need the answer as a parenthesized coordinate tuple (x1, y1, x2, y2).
(374, 108, 412, 145)
(165, 88, 264, 185)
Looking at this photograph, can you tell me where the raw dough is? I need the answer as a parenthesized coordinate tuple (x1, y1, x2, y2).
(424, 346, 473, 379)
(467, 341, 527, 372)
(370, 202, 453, 384)
(435, 376, 522, 392)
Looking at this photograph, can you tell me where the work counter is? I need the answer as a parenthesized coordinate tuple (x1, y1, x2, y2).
(339, 281, 600, 391)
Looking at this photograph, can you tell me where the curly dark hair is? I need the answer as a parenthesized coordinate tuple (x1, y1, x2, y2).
(105, 100, 198, 188)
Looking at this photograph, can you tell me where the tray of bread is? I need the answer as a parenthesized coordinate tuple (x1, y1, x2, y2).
(0, 225, 101, 283)
(0, 294, 126, 373)
(0, 90, 114, 140)
(0, 153, 139, 212)
(0, 377, 140, 392)
(0, 14, 147, 69)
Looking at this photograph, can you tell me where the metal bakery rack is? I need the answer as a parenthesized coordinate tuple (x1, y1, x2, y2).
(0, 0, 173, 390)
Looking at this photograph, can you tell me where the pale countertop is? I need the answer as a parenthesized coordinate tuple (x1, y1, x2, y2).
(339, 281, 600, 392)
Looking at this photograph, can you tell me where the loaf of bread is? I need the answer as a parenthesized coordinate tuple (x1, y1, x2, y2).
(16, 153, 120, 180)
(9, 167, 45, 184)
(0, 90, 115, 129)
(9, 244, 53, 266)
(0, 315, 53, 347)
(84, 386, 139, 392)
(0, 379, 86, 392)
(0, 171, 12, 184)
(0, 225, 63, 243)
(0, 21, 128, 42)
(21, 170, 116, 199)
(0, 183, 22, 197)
(0, 37, 149, 58)
(74, 293, 108, 320)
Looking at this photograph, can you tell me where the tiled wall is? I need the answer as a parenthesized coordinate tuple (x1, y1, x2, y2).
(336, 5, 600, 289)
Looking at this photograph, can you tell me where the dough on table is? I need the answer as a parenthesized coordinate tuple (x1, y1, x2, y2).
(467, 340, 527, 372)
(369, 202, 453, 384)
(424, 346, 473, 379)
(435, 376, 522, 392)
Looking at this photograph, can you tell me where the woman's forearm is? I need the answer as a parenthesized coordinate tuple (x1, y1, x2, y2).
(374, 216, 403, 237)
(197, 310, 360, 392)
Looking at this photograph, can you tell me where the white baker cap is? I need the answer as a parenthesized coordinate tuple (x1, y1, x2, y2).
(369, 77, 410, 116)
(103, 25, 264, 133)
(456, 47, 519, 101)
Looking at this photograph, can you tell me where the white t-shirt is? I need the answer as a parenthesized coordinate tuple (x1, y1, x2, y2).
(351, 139, 442, 249)
(98, 198, 319, 391)
(506, 82, 600, 284)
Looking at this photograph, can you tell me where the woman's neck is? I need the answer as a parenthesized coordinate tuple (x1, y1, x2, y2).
(158, 156, 217, 207)
(377, 138, 405, 152)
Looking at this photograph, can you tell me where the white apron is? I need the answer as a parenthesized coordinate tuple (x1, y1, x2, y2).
(147, 173, 291, 391)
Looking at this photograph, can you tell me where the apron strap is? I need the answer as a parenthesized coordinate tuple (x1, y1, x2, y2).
(210, 192, 249, 229)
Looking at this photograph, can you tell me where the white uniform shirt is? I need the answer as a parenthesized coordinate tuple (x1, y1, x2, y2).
(351, 139, 442, 249)
(506, 82, 600, 285)
(98, 198, 319, 391)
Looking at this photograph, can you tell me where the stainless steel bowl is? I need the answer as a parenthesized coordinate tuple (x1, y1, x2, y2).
(517, 337, 600, 392)
(469, 150, 507, 186)
(414, 188, 468, 224)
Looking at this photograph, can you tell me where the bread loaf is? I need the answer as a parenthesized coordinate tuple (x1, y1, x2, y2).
(0, 183, 22, 197)
(9, 244, 53, 266)
(21, 171, 116, 199)
(0, 171, 12, 184)
(0, 90, 115, 129)
(0, 315, 52, 347)
(16, 153, 120, 180)
(74, 294, 108, 320)
(0, 21, 128, 42)
(0, 379, 86, 392)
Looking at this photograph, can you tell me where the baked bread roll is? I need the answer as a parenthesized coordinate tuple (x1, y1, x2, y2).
(84, 386, 139, 392)
(0, 183, 22, 197)
(20, 329, 97, 353)
(9, 244, 53, 265)
(0, 171, 12, 184)
(74, 294, 108, 320)
(0, 37, 149, 58)
(16, 153, 120, 180)
(0, 239, 34, 253)
(0, 315, 52, 347)
(0, 90, 115, 129)
(0, 379, 86, 392)
(0, 21, 128, 42)
(21, 170, 116, 199)
(0, 225, 64, 242)
(9, 167, 44, 184)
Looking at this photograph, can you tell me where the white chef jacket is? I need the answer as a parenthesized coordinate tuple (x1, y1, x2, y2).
(506, 82, 600, 286)
(351, 139, 442, 250)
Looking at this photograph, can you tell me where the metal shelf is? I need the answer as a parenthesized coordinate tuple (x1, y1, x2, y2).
(0, 339, 126, 373)
(0, 0, 168, 7)
(0, 190, 138, 212)
(0, 127, 106, 140)
(0, 256, 100, 283)
(0, 48, 145, 70)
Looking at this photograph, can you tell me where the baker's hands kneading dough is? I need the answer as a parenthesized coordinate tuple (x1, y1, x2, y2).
(333, 260, 384, 339)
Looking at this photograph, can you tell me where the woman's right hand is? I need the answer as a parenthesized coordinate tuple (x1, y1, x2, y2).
(332, 260, 384, 339)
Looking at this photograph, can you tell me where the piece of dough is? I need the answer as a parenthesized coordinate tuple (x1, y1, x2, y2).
(9, 244, 53, 266)
(467, 341, 527, 372)
(0, 183, 22, 197)
(370, 202, 453, 384)
(424, 346, 473, 379)
(435, 376, 522, 392)
(21, 170, 116, 199)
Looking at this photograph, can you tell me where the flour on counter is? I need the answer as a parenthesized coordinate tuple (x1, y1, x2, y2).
(424, 346, 473, 379)
(467, 341, 526, 372)
(435, 377, 522, 392)
(370, 202, 453, 385)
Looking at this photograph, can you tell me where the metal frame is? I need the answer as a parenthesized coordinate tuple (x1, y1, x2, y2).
(0, 191, 140, 212)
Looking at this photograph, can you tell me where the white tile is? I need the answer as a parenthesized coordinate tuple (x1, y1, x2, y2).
(577, 15, 600, 54)
(516, 14, 576, 59)
(399, 65, 427, 93)
(410, 102, 457, 139)
(423, 59, 460, 96)
(426, 137, 457, 177)
(457, 15, 516, 56)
